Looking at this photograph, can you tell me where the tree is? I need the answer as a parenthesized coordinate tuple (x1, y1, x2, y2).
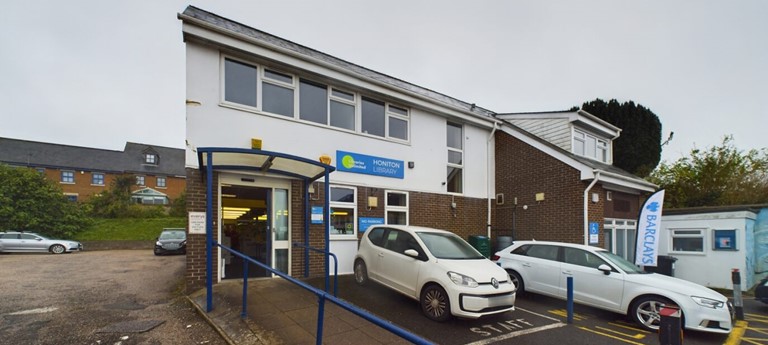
(0, 164, 91, 238)
(648, 136, 768, 208)
(88, 174, 135, 218)
(576, 99, 663, 177)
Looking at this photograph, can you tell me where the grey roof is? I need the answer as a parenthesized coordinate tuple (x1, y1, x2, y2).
(179, 6, 496, 120)
(663, 204, 768, 216)
(0, 137, 185, 177)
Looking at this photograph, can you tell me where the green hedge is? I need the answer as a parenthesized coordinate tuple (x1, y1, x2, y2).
(75, 218, 186, 241)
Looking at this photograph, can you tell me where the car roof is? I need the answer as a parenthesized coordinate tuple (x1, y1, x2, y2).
(510, 240, 608, 252)
(369, 224, 453, 235)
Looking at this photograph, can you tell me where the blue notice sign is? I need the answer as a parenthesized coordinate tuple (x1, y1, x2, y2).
(311, 206, 324, 224)
(359, 217, 385, 233)
(589, 222, 599, 244)
(336, 150, 404, 179)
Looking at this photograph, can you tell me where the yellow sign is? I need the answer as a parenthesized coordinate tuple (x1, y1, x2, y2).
(251, 138, 262, 150)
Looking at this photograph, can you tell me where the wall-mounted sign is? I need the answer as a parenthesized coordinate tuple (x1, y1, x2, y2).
(589, 222, 599, 244)
(359, 217, 385, 232)
(189, 212, 206, 234)
(311, 206, 324, 224)
(714, 229, 737, 250)
(336, 150, 404, 179)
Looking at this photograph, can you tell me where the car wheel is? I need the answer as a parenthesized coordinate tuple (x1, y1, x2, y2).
(421, 284, 452, 322)
(50, 244, 66, 254)
(632, 296, 675, 331)
(353, 259, 368, 286)
(507, 270, 524, 293)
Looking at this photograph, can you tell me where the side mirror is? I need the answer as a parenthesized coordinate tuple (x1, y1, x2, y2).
(598, 264, 612, 275)
(404, 249, 419, 258)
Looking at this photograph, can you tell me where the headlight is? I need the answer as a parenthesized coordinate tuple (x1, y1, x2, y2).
(691, 296, 724, 309)
(155, 241, 162, 246)
(180, 241, 187, 246)
(447, 271, 478, 288)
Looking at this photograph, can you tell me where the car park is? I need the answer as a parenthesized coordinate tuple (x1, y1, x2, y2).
(0, 231, 83, 254)
(493, 240, 733, 334)
(154, 228, 187, 255)
(353, 225, 516, 322)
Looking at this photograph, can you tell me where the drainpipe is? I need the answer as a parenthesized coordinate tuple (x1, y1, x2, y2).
(486, 122, 499, 239)
(583, 170, 600, 245)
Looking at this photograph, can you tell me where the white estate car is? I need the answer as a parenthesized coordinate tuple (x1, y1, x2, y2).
(493, 241, 733, 334)
(354, 225, 516, 322)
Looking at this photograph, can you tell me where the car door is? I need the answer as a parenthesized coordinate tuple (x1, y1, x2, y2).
(0, 233, 21, 251)
(560, 247, 625, 312)
(516, 244, 562, 297)
(379, 229, 422, 297)
(21, 234, 48, 252)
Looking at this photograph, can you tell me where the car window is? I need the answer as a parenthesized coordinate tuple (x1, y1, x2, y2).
(159, 231, 186, 240)
(383, 230, 421, 255)
(367, 228, 386, 247)
(564, 247, 606, 269)
(416, 232, 484, 260)
(525, 245, 559, 261)
(20, 234, 39, 240)
(0, 233, 16, 239)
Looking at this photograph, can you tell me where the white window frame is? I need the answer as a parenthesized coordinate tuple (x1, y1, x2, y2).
(157, 176, 167, 188)
(386, 104, 409, 141)
(136, 175, 145, 186)
(447, 121, 464, 194)
(385, 190, 409, 225)
(61, 170, 75, 184)
(64, 193, 79, 202)
(144, 153, 157, 165)
(329, 88, 356, 132)
(92, 172, 105, 186)
(329, 185, 357, 240)
(573, 129, 611, 163)
(603, 218, 637, 261)
(261, 68, 296, 117)
(669, 228, 705, 254)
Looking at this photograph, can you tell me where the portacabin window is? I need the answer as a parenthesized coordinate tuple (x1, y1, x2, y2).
(92, 173, 105, 186)
(670, 229, 704, 253)
(329, 185, 356, 238)
(446, 121, 463, 193)
(385, 191, 409, 225)
(61, 170, 75, 184)
(157, 176, 166, 188)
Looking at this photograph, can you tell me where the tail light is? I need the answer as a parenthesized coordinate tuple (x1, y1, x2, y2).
(491, 254, 500, 261)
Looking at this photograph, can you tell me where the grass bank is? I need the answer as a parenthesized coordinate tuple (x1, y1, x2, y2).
(76, 218, 186, 241)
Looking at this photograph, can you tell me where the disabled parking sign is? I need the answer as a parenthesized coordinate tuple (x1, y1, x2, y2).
(589, 222, 599, 244)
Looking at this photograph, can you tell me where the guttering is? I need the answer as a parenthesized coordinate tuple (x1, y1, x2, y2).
(583, 170, 601, 245)
(486, 121, 500, 239)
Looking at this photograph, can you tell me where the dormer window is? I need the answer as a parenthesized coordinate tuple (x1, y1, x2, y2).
(573, 129, 610, 163)
(144, 153, 157, 165)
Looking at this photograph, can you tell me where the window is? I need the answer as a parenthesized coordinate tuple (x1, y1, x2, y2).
(446, 122, 463, 193)
(361, 97, 385, 137)
(387, 105, 409, 140)
(157, 176, 166, 188)
(330, 88, 355, 130)
(136, 176, 145, 186)
(262, 69, 294, 117)
(92, 173, 105, 186)
(573, 129, 610, 163)
(299, 79, 328, 125)
(524, 245, 559, 261)
(604, 218, 637, 261)
(144, 153, 157, 165)
(564, 247, 605, 269)
(64, 194, 78, 202)
(386, 191, 408, 225)
(224, 58, 258, 107)
(367, 227, 387, 247)
(35, 168, 45, 174)
(329, 186, 356, 238)
(671, 229, 704, 252)
(61, 171, 74, 184)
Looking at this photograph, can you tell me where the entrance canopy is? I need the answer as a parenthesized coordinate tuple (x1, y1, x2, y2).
(195, 147, 336, 311)
(196, 147, 335, 182)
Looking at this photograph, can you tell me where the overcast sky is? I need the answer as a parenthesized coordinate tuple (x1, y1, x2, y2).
(1, 1, 765, 163)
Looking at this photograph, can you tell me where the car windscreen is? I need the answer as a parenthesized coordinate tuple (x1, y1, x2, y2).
(416, 232, 485, 260)
(599, 250, 645, 274)
(159, 231, 186, 240)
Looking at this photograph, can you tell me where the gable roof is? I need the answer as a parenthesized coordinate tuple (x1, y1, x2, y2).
(0, 137, 185, 177)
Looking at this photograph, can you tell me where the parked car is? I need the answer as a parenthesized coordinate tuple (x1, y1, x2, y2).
(0, 231, 83, 254)
(353, 225, 516, 322)
(492, 241, 733, 333)
(756, 277, 768, 304)
(154, 228, 187, 256)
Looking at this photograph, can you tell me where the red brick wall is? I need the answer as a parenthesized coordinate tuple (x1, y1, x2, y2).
(185, 168, 219, 292)
(40, 168, 185, 202)
(493, 132, 605, 246)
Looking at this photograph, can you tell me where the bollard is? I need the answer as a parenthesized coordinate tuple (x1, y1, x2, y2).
(732, 269, 744, 320)
(566, 276, 573, 324)
(659, 305, 683, 345)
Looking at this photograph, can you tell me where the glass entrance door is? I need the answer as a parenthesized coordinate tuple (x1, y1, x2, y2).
(272, 188, 289, 275)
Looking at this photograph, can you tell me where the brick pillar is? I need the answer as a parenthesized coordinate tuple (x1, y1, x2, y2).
(185, 168, 219, 293)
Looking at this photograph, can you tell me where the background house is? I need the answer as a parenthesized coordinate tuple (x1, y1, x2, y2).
(0, 137, 186, 203)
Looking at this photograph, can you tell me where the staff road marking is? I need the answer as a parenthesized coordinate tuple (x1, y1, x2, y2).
(465, 307, 565, 345)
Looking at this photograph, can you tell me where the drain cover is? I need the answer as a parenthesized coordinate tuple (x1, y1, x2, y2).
(97, 320, 165, 333)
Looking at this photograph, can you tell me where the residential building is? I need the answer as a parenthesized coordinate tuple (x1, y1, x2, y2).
(0, 137, 186, 204)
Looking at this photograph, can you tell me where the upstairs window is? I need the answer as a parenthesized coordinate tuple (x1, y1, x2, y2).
(299, 79, 328, 125)
(446, 122, 463, 193)
(573, 129, 610, 163)
(157, 176, 167, 188)
(136, 176, 145, 186)
(262, 69, 294, 117)
(361, 97, 385, 137)
(330, 89, 355, 131)
(224, 58, 258, 107)
(61, 171, 74, 184)
(92, 173, 105, 186)
(144, 153, 157, 165)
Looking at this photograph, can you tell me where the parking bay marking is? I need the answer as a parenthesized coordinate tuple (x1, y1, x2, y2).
(577, 326, 646, 345)
(4, 306, 58, 316)
(548, 308, 587, 321)
(465, 307, 565, 345)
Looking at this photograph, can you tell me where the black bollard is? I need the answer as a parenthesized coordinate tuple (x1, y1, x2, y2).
(732, 269, 744, 320)
(658, 305, 683, 345)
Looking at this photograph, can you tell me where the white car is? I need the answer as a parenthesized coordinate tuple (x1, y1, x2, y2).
(354, 225, 516, 321)
(493, 241, 733, 333)
(0, 231, 83, 254)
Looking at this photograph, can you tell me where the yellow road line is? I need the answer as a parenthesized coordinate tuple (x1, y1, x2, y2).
(578, 326, 645, 345)
(745, 313, 768, 321)
(740, 337, 768, 345)
(594, 326, 646, 339)
(608, 321, 652, 334)
(548, 309, 585, 320)
(725, 320, 749, 345)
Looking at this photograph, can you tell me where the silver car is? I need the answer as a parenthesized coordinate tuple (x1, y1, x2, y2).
(0, 231, 83, 254)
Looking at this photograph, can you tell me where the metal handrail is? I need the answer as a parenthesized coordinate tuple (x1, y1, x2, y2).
(292, 242, 338, 297)
(215, 243, 432, 345)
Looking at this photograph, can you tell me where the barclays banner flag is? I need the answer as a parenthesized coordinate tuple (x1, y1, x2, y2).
(634, 190, 665, 267)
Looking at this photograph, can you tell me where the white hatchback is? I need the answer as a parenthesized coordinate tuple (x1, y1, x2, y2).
(354, 225, 516, 322)
(493, 241, 733, 333)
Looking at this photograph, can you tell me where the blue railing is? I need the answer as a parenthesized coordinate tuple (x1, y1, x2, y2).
(214, 243, 432, 345)
(292, 242, 338, 297)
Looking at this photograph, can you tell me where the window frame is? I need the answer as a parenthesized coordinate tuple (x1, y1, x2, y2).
(91, 172, 105, 186)
(385, 190, 409, 225)
(156, 176, 167, 188)
(446, 121, 464, 194)
(144, 153, 157, 165)
(573, 129, 611, 163)
(60, 170, 75, 184)
(670, 228, 705, 253)
(329, 185, 357, 240)
(136, 175, 145, 186)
